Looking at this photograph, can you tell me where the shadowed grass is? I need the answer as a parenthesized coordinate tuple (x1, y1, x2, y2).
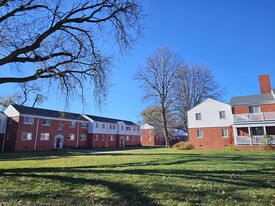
(0, 148, 274, 205)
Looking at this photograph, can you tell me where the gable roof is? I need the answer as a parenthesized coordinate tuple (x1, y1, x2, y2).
(230, 91, 275, 106)
(11, 104, 87, 121)
(84, 114, 138, 126)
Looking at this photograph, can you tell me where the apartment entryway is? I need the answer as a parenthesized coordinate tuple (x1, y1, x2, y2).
(54, 134, 64, 149)
(119, 136, 125, 147)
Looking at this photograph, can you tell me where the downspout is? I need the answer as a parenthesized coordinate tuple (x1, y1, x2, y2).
(34, 117, 40, 151)
(1, 117, 7, 152)
(77, 122, 80, 148)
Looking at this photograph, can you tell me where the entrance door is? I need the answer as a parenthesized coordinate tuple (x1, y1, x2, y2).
(119, 136, 125, 147)
(54, 134, 64, 149)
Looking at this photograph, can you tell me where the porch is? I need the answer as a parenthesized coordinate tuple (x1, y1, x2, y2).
(235, 135, 275, 145)
(233, 112, 275, 123)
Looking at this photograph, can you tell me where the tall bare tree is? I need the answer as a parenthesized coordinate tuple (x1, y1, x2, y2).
(173, 64, 225, 131)
(0, 0, 144, 105)
(135, 47, 182, 147)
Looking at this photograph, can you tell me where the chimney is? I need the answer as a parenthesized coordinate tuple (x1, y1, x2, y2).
(258, 74, 271, 94)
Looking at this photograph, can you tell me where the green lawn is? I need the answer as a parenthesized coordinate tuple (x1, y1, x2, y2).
(0, 148, 274, 206)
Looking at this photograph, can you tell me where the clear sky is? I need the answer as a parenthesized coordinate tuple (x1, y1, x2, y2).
(1, 0, 275, 123)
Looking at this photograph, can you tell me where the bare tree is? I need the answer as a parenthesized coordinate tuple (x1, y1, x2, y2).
(0, 82, 47, 108)
(173, 64, 225, 131)
(135, 47, 182, 147)
(0, 0, 144, 105)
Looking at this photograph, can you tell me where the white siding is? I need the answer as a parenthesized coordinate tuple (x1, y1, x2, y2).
(3, 105, 20, 117)
(188, 98, 233, 128)
(0, 112, 7, 134)
(141, 123, 154, 130)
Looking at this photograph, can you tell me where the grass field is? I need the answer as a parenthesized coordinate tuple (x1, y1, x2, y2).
(0, 147, 274, 206)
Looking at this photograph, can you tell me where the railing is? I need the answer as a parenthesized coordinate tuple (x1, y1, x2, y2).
(233, 112, 275, 123)
(236, 135, 275, 145)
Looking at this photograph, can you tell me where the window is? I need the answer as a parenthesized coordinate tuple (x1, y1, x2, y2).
(109, 135, 114, 141)
(121, 125, 124, 130)
(219, 111, 226, 119)
(42, 119, 51, 126)
(102, 124, 105, 129)
(126, 136, 130, 140)
(196, 129, 203, 138)
(109, 124, 116, 130)
(195, 113, 202, 121)
(40, 133, 50, 141)
(57, 123, 63, 130)
(148, 136, 151, 141)
(126, 126, 131, 131)
(221, 129, 228, 138)
(68, 121, 76, 128)
(249, 106, 260, 113)
(251, 127, 264, 136)
(23, 116, 34, 125)
(22, 132, 32, 140)
(102, 135, 105, 141)
(80, 134, 87, 141)
(6, 133, 10, 141)
(68, 134, 75, 141)
(81, 122, 87, 129)
(95, 123, 99, 128)
(95, 135, 98, 141)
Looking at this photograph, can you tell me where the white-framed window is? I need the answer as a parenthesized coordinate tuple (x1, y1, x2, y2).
(68, 121, 76, 128)
(109, 124, 116, 130)
(148, 136, 151, 141)
(22, 132, 32, 140)
(126, 136, 130, 140)
(68, 133, 75, 141)
(109, 135, 114, 141)
(23, 116, 34, 125)
(102, 123, 105, 129)
(221, 129, 228, 138)
(126, 126, 131, 131)
(95, 134, 98, 141)
(95, 123, 99, 128)
(6, 133, 10, 141)
(81, 122, 87, 129)
(42, 119, 51, 126)
(40, 133, 50, 141)
(219, 111, 226, 119)
(57, 123, 63, 130)
(148, 129, 152, 133)
(121, 125, 124, 130)
(102, 135, 105, 141)
(80, 134, 87, 141)
(197, 129, 203, 138)
(195, 113, 202, 121)
(249, 105, 260, 113)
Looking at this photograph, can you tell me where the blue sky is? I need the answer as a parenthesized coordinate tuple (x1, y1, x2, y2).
(1, 0, 275, 123)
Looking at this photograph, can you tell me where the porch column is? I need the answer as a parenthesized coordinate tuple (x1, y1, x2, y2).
(233, 126, 238, 145)
(248, 127, 252, 145)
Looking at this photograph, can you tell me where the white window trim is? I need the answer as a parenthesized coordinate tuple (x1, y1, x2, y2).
(23, 117, 34, 125)
(22, 132, 32, 140)
(197, 129, 203, 138)
(68, 133, 75, 141)
(40, 133, 50, 141)
(42, 119, 51, 126)
(221, 128, 229, 138)
(195, 113, 202, 121)
(80, 134, 87, 141)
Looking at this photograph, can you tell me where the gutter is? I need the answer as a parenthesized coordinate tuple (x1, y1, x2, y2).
(34, 117, 40, 151)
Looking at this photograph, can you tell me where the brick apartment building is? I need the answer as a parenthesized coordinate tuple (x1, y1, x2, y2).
(1, 104, 140, 152)
(188, 74, 275, 150)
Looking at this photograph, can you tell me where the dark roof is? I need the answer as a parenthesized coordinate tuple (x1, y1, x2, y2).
(85, 114, 137, 126)
(11, 104, 87, 121)
(230, 90, 275, 106)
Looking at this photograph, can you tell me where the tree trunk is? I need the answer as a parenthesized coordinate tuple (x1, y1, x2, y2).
(161, 107, 170, 148)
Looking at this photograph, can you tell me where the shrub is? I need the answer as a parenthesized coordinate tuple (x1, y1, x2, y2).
(224, 145, 238, 151)
(173, 142, 194, 150)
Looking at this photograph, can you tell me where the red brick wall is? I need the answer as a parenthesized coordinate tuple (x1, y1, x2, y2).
(5, 117, 19, 152)
(0, 134, 4, 151)
(189, 126, 234, 150)
(7, 116, 89, 152)
(260, 104, 275, 112)
(141, 129, 155, 146)
(90, 133, 119, 148)
(232, 106, 248, 114)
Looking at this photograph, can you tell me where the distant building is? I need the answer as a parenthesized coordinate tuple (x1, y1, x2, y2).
(188, 74, 275, 150)
(140, 123, 188, 146)
(2, 104, 140, 152)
